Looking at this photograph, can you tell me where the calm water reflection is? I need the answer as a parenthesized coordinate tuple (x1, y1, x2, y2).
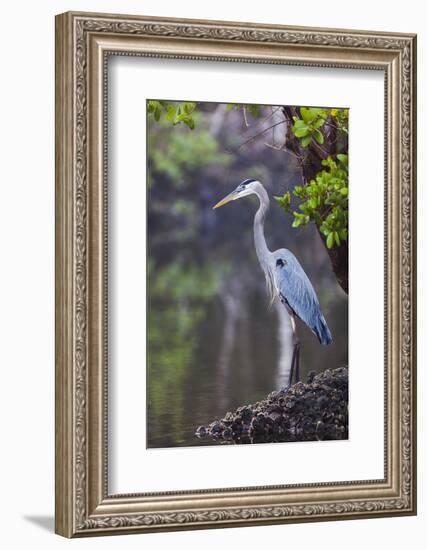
(147, 221, 348, 448)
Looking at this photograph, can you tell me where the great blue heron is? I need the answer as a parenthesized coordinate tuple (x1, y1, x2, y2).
(213, 178, 332, 387)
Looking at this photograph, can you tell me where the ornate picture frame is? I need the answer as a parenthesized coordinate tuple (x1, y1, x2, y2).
(55, 11, 416, 537)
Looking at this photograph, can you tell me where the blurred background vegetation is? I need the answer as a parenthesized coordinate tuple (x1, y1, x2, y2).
(146, 100, 348, 448)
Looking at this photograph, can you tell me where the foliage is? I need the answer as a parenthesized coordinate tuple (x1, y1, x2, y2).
(330, 108, 349, 134)
(147, 109, 230, 188)
(273, 107, 350, 250)
(291, 107, 327, 147)
(290, 106, 349, 148)
(148, 101, 262, 135)
(275, 154, 348, 249)
(147, 100, 197, 129)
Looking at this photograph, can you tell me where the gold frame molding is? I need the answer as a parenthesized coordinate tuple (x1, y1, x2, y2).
(55, 11, 417, 538)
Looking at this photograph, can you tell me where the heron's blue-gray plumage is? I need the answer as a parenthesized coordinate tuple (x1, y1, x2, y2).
(273, 249, 332, 345)
(212, 178, 333, 348)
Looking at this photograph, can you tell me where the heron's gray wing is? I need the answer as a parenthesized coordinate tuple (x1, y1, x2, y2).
(275, 254, 332, 345)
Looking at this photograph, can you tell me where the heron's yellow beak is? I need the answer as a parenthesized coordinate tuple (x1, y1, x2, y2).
(212, 191, 237, 210)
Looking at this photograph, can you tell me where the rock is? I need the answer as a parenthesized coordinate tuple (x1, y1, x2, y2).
(194, 366, 348, 444)
(195, 425, 207, 438)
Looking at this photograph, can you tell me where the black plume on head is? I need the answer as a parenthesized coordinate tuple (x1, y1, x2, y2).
(239, 178, 257, 188)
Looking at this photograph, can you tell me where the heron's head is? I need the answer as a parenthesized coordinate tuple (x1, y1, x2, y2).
(212, 179, 260, 209)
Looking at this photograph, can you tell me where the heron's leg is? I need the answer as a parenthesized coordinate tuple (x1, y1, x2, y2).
(288, 315, 300, 386)
(288, 345, 297, 387)
(294, 340, 301, 383)
(287, 339, 301, 386)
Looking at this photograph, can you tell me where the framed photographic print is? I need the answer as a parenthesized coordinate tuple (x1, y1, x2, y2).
(55, 11, 417, 537)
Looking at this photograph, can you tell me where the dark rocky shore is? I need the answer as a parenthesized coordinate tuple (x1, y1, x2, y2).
(195, 366, 348, 444)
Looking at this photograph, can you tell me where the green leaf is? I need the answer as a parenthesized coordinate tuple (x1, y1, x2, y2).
(326, 232, 334, 249)
(300, 107, 315, 123)
(274, 192, 291, 212)
(337, 153, 348, 166)
(294, 185, 305, 198)
(320, 225, 329, 236)
(148, 101, 199, 129)
(313, 129, 324, 144)
(166, 105, 176, 122)
(183, 102, 196, 114)
(300, 135, 312, 147)
(314, 118, 326, 129)
(334, 231, 341, 246)
(309, 197, 317, 209)
(309, 108, 325, 118)
(293, 120, 309, 137)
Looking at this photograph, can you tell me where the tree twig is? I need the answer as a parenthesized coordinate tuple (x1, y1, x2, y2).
(229, 120, 287, 153)
(242, 106, 250, 128)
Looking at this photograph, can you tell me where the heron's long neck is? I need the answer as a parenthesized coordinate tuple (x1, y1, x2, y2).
(253, 185, 275, 300)
(253, 184, 271, 265)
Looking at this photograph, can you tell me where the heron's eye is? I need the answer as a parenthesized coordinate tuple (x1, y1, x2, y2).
(277, 258, 288, 268)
